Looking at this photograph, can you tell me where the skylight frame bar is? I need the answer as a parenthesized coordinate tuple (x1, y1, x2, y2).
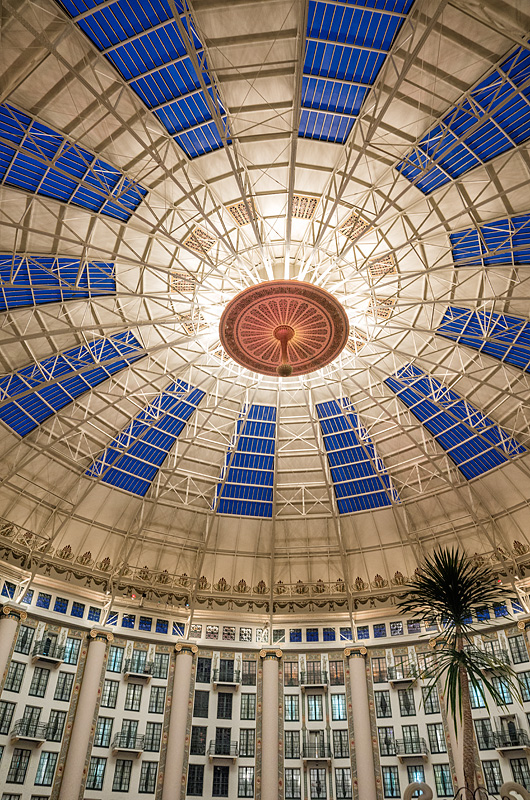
(450, 213, 530, 268)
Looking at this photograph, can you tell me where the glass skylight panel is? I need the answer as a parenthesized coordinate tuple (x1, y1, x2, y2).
(450, 214, 530, 267)
(0, 103, 146, 219)
(396, 45, 530, 193)
(316, 398, 399, 514)
(437, 306, 530, 372)
(299, 0, 414, 144)
(0, 256, 115, 311)
(86, 379, 205, 496)
(385, 363, 525, 479)
(215, 404, 276, 518)
(0, 331, 144, 437)
(58, 0, 228, 159)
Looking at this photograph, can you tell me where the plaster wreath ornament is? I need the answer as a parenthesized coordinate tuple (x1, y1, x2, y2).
(254, 580, 267, 594)
(354, 576, 366, 591)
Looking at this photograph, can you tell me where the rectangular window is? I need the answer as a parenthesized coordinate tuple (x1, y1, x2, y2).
(422, 686, 440, 714)
(14, 625, 35, 655)
(375, 690, 392, 718)
(139, 761, 157, 794)
(284, 730, 300, 759)
(483, 760, 503, 794)
(398, 688, 416, 716)
(331, 694, 346, 721)
(433, 765, 453, 797)
(284, 662, 299, 687)
(427, 722, 447, 753)
(156, 619, 168, 635)
(242, 661, 257, 686)
(333, 729, 349, 759)
(139, 616, 152, 632)
(124, 683, 143, 712)
(0, 701, 15, 734)
(329, 661, 344, 686)
(47, 709, 66, 742)
(34, 751, 57, 786)
(193, 690, 209, 718)
(238, 766, 254, 798)
(187, 764, 204, 796)
(100, 679, 119, 709)
(308, 695, 323, 721)
(470, 680, 486, 708)
(54, 671, 74, 703)
(190, 726, 207, 756)
(239, 627, 252, 642)
(149, 686, 166, 714)
(378, 726, 395, 756)
(310, 767, 326, 799)
(239, 729, 255, 758)
(213, 765, 229, 797)
(217, 692, 233, 720)
(86, 757, 107, 790)
(107, 645, 124, 672)
(285, 768, 301, 799)
(144, 722, 162, 752)
(511, 759, 530, 791)
(222, 626, 235, 642)
(63, 637, 80, 665)
(509, 635, 529, 664)
(54, 597, 68, 614)
(382, 766, 400, 798)
(492, 676, 513, 704)
(152, 652, 169, 679)
(36, 593, 51, 609)
(71, 601, 85, 618)
(323, 627, 336, 642)
(29, 668, 49, 698)
(6, 749, 31, 783)
(112, 760, 132, 792)
(407, 766, 425, 794)
(88, 606, 101, 622)
(240, 694, 256, 721)
(5, 662, 25, 693)
(94, 717, 114, 748)
(284, 695, 299, 722)
(196, 658, 211, 683)
(474, 718, 494, 750)
(335, 768, 352, 800)
(218, 659, 235, 682)
(371, 657, 387, 683)
(521, 671, 530, 702)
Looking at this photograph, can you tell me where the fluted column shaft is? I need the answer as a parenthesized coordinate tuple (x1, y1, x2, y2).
(162, 643, 197, 800)
(346, 648, 377, 800)
(260, 649, 282, 800)
(58, 630, 112, 800)
(0, 605, 26, 687)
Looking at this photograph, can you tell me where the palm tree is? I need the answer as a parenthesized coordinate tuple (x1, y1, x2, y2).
(398, 547, 520, 796)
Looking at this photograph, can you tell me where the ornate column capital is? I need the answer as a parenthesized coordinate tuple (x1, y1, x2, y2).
(344, 646, 367, 658)
(89, 629, 114, 643)
(175, 642, 198, 655)
(517, 619, 530, 631)
(1, 604, 27, 622)
(259, 648, 283, 660)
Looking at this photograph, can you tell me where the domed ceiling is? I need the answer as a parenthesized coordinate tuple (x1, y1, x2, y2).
(1, 0, 530, 615)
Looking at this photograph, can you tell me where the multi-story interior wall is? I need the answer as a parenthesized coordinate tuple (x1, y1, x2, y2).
(1, 575, 530, 800)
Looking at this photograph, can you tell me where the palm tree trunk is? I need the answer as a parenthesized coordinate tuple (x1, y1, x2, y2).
(456, 631, 477, 796)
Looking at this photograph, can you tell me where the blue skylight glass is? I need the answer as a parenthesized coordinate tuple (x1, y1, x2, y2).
(0, 331, 144, 437)
(88, 606, 101, 622)
(173, 622, 185, 637)
(316, 398, 399, 514)
(36, 592, 51, 609)
(1, 581, 15, 598)
(215, 404, 276, 518)
(21, 589, 34, 604)
(290, 628, 302, 643)
(139, 617, 152, 632)
(384, 363, 525, 479)
(437, 306, 530, 373)
(107, 611, 118, 626)
(122, 613, 135, 628)
(450, 214, 530, 267)
(357, 625, 369, 640)
(340, 627, 353, 641)
(396, 45, 530, 193)
(300, 0, 414, 144)
(323, 627, 336, 642)
(373, 623, 387, 638)
(306, 628, 319, 642)
(58, 0, 228, 159)
(86, 379, 204, 496)
(71, 601, 85, 618)
(0, 103, 146, 219)
(0, 256, 115, 311)
(54, 597, 68, 613)
(156, 619, 169, 634)
(407, 620, 421, 634)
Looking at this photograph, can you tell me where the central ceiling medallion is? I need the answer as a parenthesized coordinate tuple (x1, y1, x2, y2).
(219, 280, 349, 376)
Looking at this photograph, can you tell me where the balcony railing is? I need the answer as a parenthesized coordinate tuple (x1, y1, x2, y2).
(123, 659, 153, 678)
(302, 744, 332, 760)
(300, 671, 328, 687)
(494, 729, 530, 749)
(212, 669, 240, 685)
(112, 733, 145, 751)
(388, 665, 417, 683)
(32, 640, 64, 662)
(208, 740, 239, 758)
(11, 719, 47, 741)
(395, 738, 428, 758)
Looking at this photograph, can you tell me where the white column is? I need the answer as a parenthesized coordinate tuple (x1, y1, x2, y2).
(58, 629, 112, 800)
(260, 648, 282, 800)
(346, 647, 377, 800)
(0, 604, 26, 687)
(162, 642, 197, 800)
